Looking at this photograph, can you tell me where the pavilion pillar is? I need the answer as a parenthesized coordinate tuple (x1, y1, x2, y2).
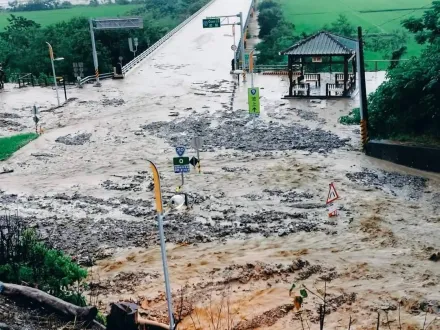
(352, 57, 357, 88)
(343, 55, 348, 95)
(288, 55, 293, 97)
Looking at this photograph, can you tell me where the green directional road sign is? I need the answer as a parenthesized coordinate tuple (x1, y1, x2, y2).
(203, 18, 221, 28)
(173, 157, 190, 173)
(248, 87, 260, 115)
(244, 53, 250, 69)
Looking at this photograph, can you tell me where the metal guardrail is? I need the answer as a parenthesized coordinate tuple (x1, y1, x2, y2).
(122, 0, 216, 75)
(79, 72, 113, 85)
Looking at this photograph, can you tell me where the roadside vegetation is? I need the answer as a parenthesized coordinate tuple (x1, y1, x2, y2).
(0, 5, 141, 28)
(0, 0, 209, 80)
(0, 214, 88, 306)
(0, 132, 38, 160)
(368, 2, 440, 142)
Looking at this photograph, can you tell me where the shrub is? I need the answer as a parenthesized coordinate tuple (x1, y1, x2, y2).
(339, 108, 361, 125)
(0, 215, 88, 306)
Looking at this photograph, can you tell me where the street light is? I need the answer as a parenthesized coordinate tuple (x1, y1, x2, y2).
(45, 42, 64, 107)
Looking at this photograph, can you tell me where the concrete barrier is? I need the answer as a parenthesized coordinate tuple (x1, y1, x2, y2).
(366, 140, 440, 173)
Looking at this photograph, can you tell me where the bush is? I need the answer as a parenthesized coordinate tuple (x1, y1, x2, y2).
(368, 42, 440, 139)
(0, 215, 88, 306)
(256, 0, 298, 64)
(339, 108, 361, 125)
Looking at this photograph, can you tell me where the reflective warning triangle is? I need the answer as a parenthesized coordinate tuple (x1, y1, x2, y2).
(326, 183, 339, 204)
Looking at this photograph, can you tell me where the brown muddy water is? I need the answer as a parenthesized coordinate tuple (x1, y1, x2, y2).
(0, 0, 439, 328)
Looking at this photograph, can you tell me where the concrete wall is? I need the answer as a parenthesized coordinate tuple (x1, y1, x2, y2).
(366, 140, 440, 173)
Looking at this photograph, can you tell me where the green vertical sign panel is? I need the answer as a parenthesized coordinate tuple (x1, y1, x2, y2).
(248, 87, 260, 115)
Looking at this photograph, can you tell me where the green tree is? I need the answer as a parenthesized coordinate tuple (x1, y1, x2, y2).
(366, 1, 440, 140)
(327, 14, 355, 37)
(257, 7, 283, 39)
(368, 42, 440, 139)
(402, 1, 440, 44)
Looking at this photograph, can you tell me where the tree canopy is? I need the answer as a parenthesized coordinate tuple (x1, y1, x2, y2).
(0, 0, 209, 80)
(368, 1, 440, 141)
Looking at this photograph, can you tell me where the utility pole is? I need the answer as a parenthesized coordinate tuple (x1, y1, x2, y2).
(89, 19, 101, 87)
(357, 26, 369, 147)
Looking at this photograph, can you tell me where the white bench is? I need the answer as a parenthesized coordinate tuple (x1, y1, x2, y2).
(293, 83, 310, 96)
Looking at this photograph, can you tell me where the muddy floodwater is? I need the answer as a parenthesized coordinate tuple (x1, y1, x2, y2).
(1, 0, 440, 328)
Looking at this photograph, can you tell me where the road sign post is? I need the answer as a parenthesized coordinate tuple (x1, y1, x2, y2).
(248, 87, 260, 115)
(174, 147, 190, 191)
(191, 137, 203, 174)
(32, 105, 39, 134)
(248, 87, 260, 130)
(173, 156, 190, 173)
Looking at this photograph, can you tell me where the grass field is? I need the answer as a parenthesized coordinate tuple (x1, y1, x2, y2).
(0, 4, 141, 29)
(0, 133, 38, 161)
(279, 0, 432, 67)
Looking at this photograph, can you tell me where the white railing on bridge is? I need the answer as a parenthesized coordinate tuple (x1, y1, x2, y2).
(79, 72, 113, 85)
(235, 0, 255, 69)
(122, 0, 216, 75)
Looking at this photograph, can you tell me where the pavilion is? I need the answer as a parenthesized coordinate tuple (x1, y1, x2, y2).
(280, 31, 358, 98)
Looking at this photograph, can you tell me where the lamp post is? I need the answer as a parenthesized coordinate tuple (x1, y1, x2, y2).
(46, 42, 64, 107)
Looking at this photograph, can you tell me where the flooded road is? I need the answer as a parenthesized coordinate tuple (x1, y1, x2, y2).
(1, 0, 440, 328)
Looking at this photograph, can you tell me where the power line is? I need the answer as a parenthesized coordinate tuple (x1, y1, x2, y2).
(363, 3, 432, 37)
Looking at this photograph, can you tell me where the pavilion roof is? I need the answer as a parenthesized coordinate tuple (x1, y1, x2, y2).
(280, 31, 357, 56)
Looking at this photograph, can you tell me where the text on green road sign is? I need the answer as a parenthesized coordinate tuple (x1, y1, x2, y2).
(173, 156, 190, 173)
(248, 87, 260, 115)
(203, 18, 221, 28)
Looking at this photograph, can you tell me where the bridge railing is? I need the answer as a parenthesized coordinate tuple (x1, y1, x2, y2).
(235, 0, 255, 69)
(122, 0, 216, 75)
(79, 72, 113, 85)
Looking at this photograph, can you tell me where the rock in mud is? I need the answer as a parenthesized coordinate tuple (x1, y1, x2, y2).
(102, 98, 125, 106)
(429, 253, 440, 262)
(55, 133, 92, 145)
(0, 119, 22, 129)
(346, 168, 427, 199)
(0, 113, 20, 119)
(143, 110, 348, 153)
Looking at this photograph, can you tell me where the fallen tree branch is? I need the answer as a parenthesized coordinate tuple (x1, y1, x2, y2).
(0, 282, 97, 322)
(137, 317, 169, 329)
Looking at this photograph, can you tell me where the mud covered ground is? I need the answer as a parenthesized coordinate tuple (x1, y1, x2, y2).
(1, 0, 440, 328)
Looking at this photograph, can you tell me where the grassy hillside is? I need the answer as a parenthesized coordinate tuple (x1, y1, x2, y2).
(0, 4, 141, 29)
(279, 0, 432, 66)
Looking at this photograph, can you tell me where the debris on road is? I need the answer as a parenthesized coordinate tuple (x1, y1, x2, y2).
(55, 133, 92, 145)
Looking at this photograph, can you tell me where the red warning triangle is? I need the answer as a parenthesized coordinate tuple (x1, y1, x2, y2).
(326, 183, 339, 204)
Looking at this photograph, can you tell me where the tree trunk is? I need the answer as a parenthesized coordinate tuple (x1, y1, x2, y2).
(0, 282, 97, 322)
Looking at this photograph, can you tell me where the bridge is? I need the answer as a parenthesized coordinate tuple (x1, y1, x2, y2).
(80, 0, 256, 85)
